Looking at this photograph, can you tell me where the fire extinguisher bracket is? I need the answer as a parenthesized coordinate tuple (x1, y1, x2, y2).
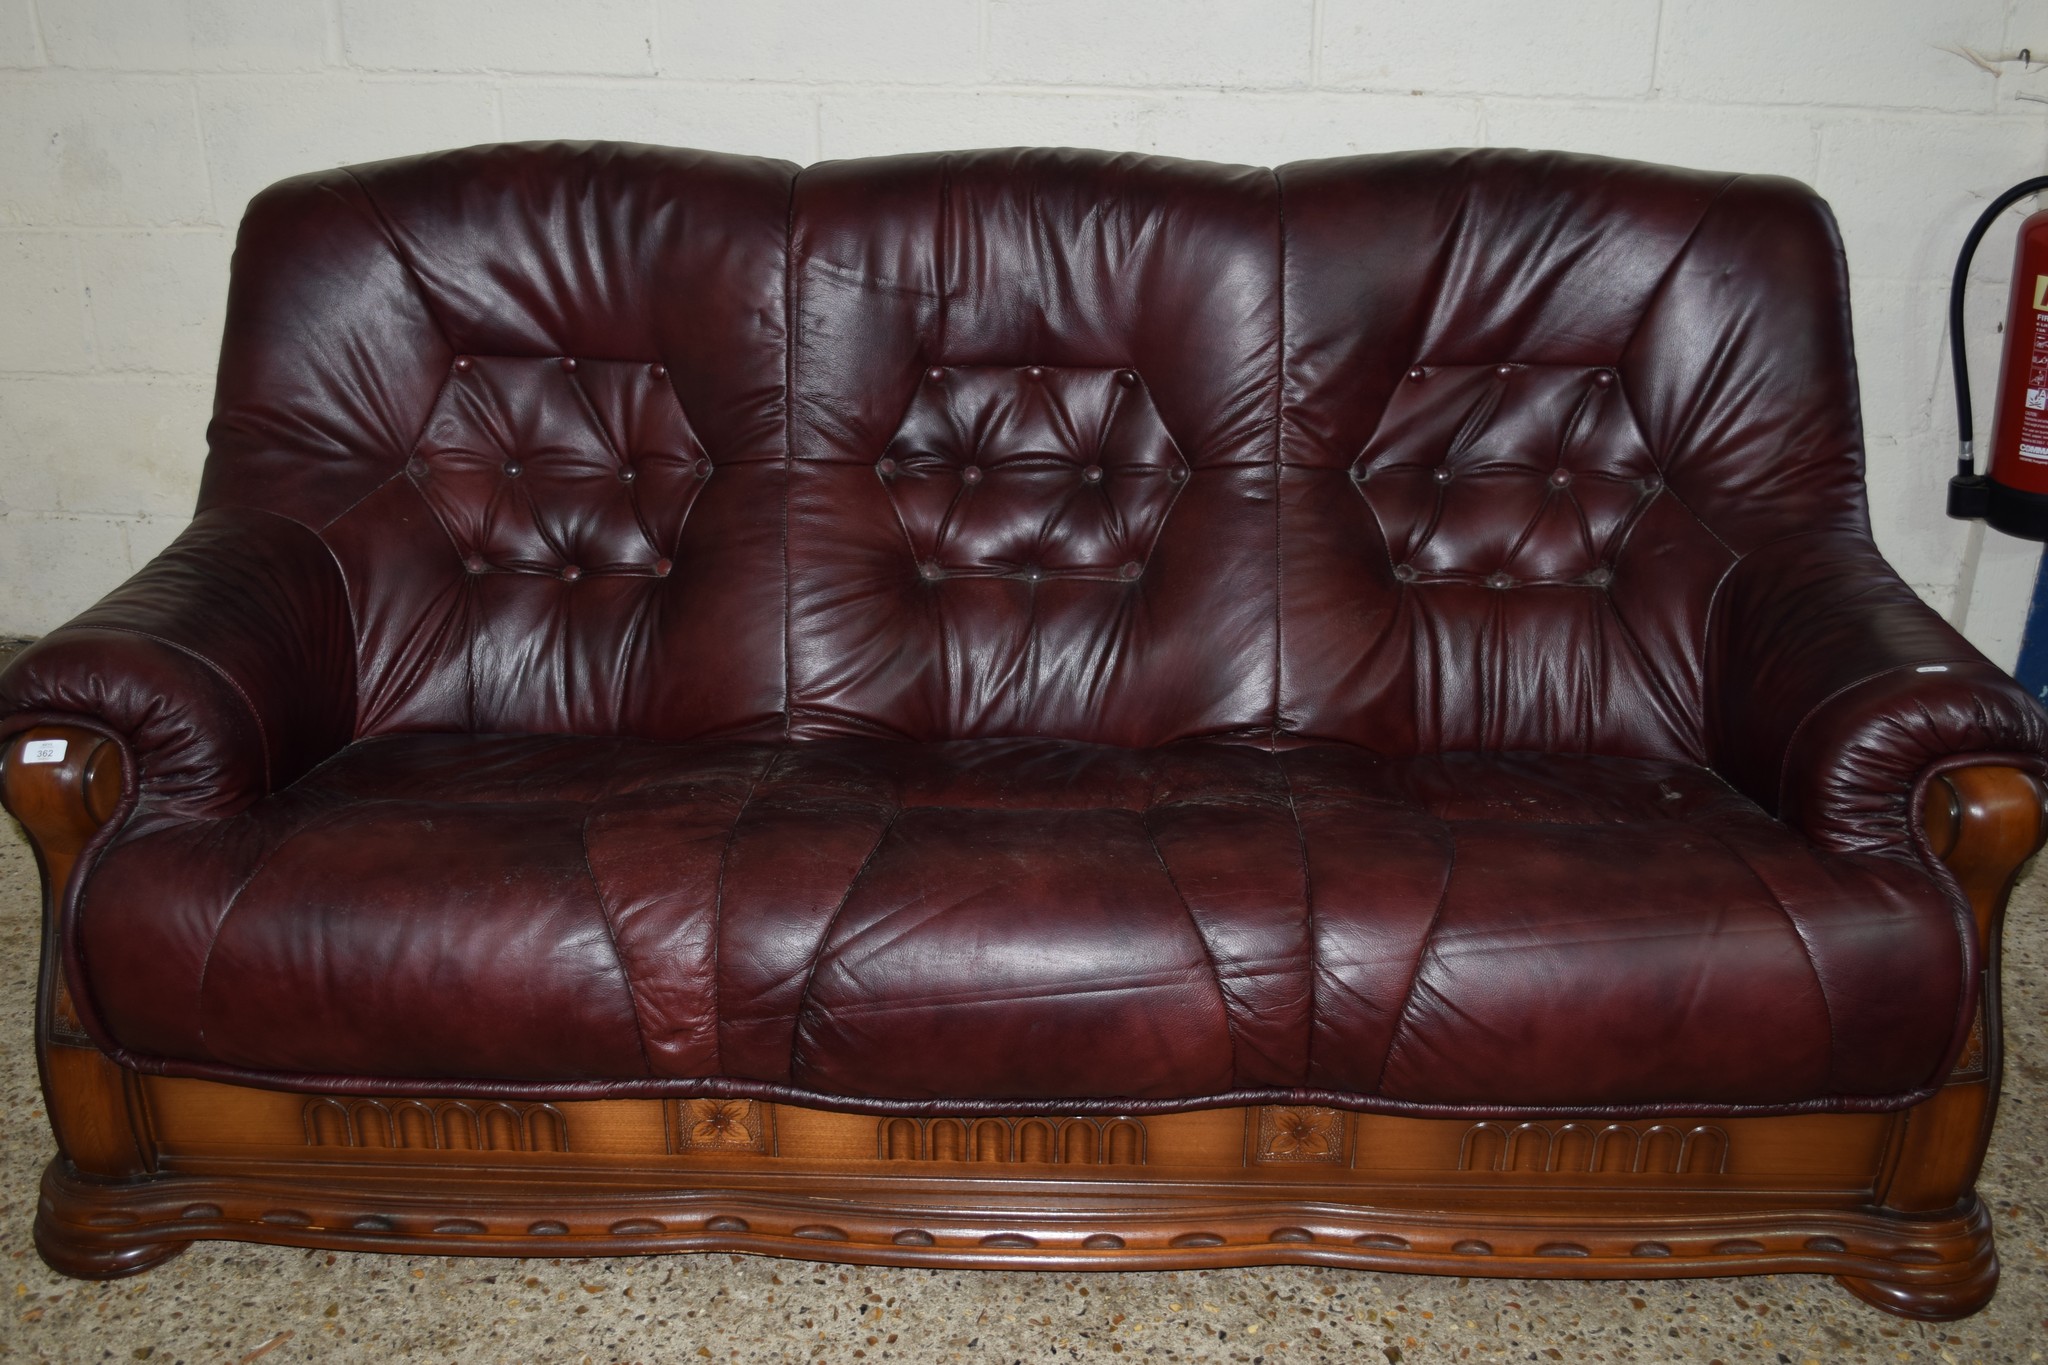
(1955, 470, 2048, 539)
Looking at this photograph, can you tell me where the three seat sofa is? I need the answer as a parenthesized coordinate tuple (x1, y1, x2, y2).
(4, 141, 2045, 1319)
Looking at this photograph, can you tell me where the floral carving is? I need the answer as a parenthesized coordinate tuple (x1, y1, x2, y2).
(673, 1099, 769, 1154)
(1253, 1106, 1346, 1164)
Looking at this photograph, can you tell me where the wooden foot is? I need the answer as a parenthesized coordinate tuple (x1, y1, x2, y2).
(34, 1216, 185, 1280)
(1837, 1250, 1999, 1321)
(1833, 1200, 1999, 1321)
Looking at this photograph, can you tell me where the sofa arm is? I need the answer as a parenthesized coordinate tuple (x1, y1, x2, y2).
(1706, 530, 2048, 854)
(0, 506, 356, 821)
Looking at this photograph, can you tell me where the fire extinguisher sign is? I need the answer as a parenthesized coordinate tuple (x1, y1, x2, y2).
(2022, 274, 2048, 459)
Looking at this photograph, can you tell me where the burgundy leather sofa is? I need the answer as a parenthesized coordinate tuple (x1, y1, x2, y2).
(4, 142, 2046, 1318)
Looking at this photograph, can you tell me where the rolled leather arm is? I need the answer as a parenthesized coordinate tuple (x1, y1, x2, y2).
(1706, 530, 2048, 854)
(0, 506, 356, 821)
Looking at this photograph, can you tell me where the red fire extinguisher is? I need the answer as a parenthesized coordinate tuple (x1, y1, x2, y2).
(1949, 175, 2048, 539)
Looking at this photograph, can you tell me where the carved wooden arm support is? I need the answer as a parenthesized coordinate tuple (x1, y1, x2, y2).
(1, 723, 145, 1178)
(1922, 765, 2048, 948)
(1859, 762, 2048, 1251)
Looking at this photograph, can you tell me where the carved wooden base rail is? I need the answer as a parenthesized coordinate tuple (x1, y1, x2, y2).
(6, 727, 2044, 1322)
(26, 1082, 2004, 1321)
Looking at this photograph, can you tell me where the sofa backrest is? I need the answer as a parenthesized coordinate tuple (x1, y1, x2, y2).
(199, 142, 1869, 757)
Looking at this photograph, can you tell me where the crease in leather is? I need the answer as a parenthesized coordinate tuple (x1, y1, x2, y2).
(787, 806, 905, 1083)
(1137, 805, 1251, 1083)
(1369, 824, 1459, 1093)
(1612, 172, 1741, 365)
(576, 802, 657, 1077)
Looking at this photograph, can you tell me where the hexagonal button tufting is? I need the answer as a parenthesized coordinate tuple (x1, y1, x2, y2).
(408, 356, 708, 579)
(1351, 363, 1659, 587)
(878, 365, 1190, 580)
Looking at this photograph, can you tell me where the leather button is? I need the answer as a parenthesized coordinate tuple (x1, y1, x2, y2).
(1082, 465, 1104, 483)
(918, 560, 943, 581)
(1392, 563, 1417, 582)
(1349, 466, 1367, 482)
(406, 458, 428, 479)
(1593, 369, 1615, 388)
(960, 466, 983, 485)
(1117, 369, 1138, 387)
(1022, 565, 1043, 582)
(1433, 468, 1453, 485)
(1118, 561, 1142, 580)
(653, 558, 672, 577)
(649, 363, 667, 379)
(876, 457, 897, 478)
(1407, 366, 1426, 382)
(1549, 469, 1572, 488)
(452, 356, 473, 374)
(560, 564, 581, 581)
(619, 466, 636, 483)
(1642, 473, 1664, 493)
(1587, 567, 1613, 586)
(693, 458, 712, 478)
(463, 553, 486, 574)
(503, 461, 522, 478)
(1168, 465, 1188, 483)
(560, 357, 577, 373)
(1486, 572, 1514, 589)
(926, 367, 945, 382)
(1026, 365, 1045, 380)
(1495, 364, 1514, 378)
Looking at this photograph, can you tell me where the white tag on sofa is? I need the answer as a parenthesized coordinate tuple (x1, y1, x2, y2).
(19, 739, 66, 764)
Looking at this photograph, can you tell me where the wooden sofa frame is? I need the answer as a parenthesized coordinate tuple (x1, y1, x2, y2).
(8, 721, 2042, 1321)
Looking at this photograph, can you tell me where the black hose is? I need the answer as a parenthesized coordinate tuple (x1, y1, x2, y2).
(1949, 175, 2048, 477)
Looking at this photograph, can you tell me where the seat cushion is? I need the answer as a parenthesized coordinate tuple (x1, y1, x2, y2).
(74, 737, 1969, 1112)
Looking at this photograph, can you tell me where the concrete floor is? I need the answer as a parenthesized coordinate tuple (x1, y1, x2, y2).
(1, 718, 2045, 1360)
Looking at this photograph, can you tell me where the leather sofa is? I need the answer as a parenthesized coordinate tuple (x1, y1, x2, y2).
(4, 141, 2045, 1320)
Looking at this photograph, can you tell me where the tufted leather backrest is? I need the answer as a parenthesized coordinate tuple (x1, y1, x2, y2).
(1277, 151, 1866, 759)
(785, 150, 1280, 743)
(197, 142, 1870, 757)
(202, 142, 795, 741)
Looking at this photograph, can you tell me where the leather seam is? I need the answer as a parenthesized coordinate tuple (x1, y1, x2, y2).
(1138, 806, 1249, 1087)
(576, 803, 658, 1078)
(786, 805, 903, 1085)
(1699, 524, 1850, 766)
(780, 164, 799, 740)
(1271, 164, 1288, 744)
(203, 506, 362, 740)
(77, 1050, 1955, 1119)
(1271, 750, 1319, 1086)
(87, 624, 274, 794)
(1594, 581, 1702, 763)
(1693, 820, 1841, 1094)
(709, 742, 785, 1074)
(191, 801, 353, 1057)
(1772, 661, 1984, 828)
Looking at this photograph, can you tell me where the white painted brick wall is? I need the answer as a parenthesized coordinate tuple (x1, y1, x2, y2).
(0, 0, 2043, 669)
